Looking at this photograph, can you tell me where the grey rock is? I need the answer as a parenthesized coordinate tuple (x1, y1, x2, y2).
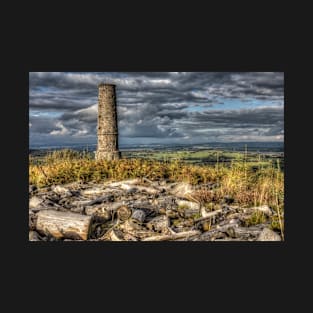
(131, 209, 146, 223)
(258, 228, 281, 241)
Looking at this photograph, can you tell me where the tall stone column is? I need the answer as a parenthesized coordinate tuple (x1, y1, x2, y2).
(95, 83, 121, 161)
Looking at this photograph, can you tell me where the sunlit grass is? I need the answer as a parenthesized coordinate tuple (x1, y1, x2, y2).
(29, 149, 284, 235)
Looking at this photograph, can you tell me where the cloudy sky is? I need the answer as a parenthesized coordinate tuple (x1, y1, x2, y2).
(29, 72, 284, 147)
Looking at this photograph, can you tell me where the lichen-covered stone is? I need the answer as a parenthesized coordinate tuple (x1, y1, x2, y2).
(96, 84, 121, 161)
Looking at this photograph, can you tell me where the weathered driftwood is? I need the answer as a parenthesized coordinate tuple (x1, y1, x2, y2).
(106, 201, 127, 212)
(101, 227, 140, 241)
(29, 179, 283, 242)
(117, 220, 156, 239)
(176, 200, 200, 217)
(71, 199, 93, 206)
(131, 210, 146, 223)
(106, 229, 124, 241)
(231, 226, 263, 239)
(169, 182, 195, 200)
(81, 187, 106, 196)
(134, 185, 160, 194)
(84, 206, 111, 221)
(52, 185, 72, 196)
(70, 206, 85, 214)
(29, 196, 44, 209)
(86, 195, 114, 206)
(107, 179, 141, 188)
(196, 208, 223, 221)
(243, 205, 273, 216)
(141, 178, 166, 192)
(117, 205, 132, 221)
(29, 230, 41, 241)
(142, 229, 201, 241)
(117, 183, 160, 194)
(146, 215, 170, 232)
(165, 209, 180, 218)
(194, 221, 241, 241)
(29, 211, 37, 230)
(176, 199, 200, 210)
(123, 233, 139, 241)
(120, 219, 144, 232)
(36, 210, 93, 240)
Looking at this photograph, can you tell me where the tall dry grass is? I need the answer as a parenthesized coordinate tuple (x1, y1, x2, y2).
(29, 149, 284, 234)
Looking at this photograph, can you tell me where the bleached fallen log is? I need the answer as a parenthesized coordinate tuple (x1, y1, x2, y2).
(243, 205, 273, 216)
(146, 215, 170, 232)
(176, 200, 200, 210)
(169, 182, 195, 200)
(81, 187, 106, 196)
(107, 179, 141, 188)
(142, 229, 201, 241)
(85, 195, 114, 206)
(36, 210, 93, 240)
(116, 183, 160, 194)
(195, 208, 223, 221)
(71, 199, 92, 206)
(131, 210, 146, 223)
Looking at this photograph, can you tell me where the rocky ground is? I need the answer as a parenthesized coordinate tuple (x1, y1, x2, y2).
(29, 178, 282, 241)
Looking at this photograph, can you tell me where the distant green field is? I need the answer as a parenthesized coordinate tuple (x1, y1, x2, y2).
(121, 149, 283, 170)
(30, 148, 284, 170)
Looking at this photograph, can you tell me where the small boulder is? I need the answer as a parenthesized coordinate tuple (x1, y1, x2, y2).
(29, 196, 44, 209)
(258, 228, 281, 241)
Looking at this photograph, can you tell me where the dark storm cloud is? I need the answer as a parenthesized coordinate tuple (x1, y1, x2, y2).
(29, 72, 284, 144)
(188, 106, 283, 127)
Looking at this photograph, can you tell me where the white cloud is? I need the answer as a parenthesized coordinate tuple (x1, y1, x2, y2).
(29, 72, 284, 146)
(50, 122, 70, 136)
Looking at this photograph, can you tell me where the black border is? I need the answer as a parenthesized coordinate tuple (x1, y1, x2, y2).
(6, 16, 304, 308)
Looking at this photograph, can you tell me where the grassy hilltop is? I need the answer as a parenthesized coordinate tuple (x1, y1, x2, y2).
(29, 148, 284, 234)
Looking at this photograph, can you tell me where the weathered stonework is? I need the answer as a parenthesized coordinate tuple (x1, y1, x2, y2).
(96, 84, 121, 161)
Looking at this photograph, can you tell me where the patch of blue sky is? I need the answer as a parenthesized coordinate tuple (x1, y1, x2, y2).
(214, 98, 279, 110)
(183, 98, 282, 113)
(184, 105, 208, 112)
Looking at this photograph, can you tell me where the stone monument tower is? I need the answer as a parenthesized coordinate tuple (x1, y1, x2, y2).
(95, 83, 121, 161)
